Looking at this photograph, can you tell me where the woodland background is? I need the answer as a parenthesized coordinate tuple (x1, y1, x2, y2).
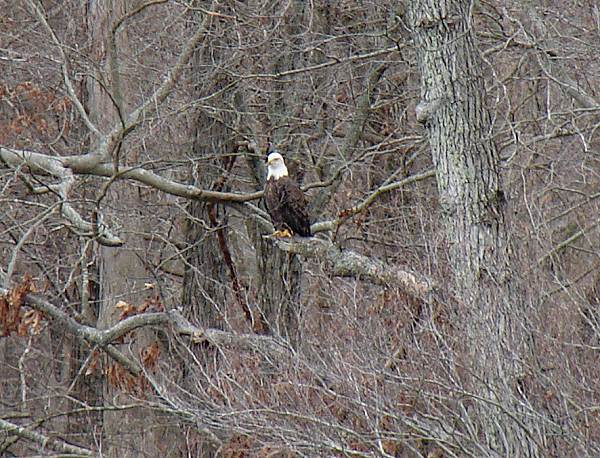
(1, 1, 600, 457)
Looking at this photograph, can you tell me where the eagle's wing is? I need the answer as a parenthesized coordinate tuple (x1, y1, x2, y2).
(278, 177, 311, 237)
(264, 177, 311, 237)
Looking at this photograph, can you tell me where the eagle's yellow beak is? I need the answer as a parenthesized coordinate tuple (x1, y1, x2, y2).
(267, 152, 284, 166)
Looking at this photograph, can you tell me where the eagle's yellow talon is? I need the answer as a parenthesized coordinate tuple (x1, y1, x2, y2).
(272, 229, 293, 238)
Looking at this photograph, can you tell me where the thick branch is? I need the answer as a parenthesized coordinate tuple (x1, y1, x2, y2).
(168, 310, 292, 358)
(0, 418, 93, 457)
(84, 162, 263, 203)
(0, 147, 262, 204)
(2, 287, 143, 373)
(271, 237, 434, 296)
(1, 146, 433, 244)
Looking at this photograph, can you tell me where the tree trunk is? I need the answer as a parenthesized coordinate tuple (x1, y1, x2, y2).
(246, 0, 315, 349)
(410, 1, 540, 455)
(86, 2, 174, 456)
(181, 8, 241, 331)
(180, 142, 233, 331)
(249, 224, 302, 347)
(179, 10, 242, 455)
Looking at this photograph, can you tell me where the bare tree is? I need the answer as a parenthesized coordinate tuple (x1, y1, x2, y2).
(2, 1, 600, 457)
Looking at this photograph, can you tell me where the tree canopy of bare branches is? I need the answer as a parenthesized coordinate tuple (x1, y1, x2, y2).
(1, 1, 600, 457)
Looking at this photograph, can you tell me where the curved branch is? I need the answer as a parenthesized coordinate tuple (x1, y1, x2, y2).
(112, 0, 168, 33)
(0, 287, 293, 371)
(0, 147, 262, 204)
(1, 146, 432, 245)
(0, 148, 123, 246)
(85, 162, 263, 203)
(314, 168, 436, 233)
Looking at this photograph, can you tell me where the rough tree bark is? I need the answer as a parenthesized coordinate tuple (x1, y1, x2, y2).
(410, 0, 541, 455)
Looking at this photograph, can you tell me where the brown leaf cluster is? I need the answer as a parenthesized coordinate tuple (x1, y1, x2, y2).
(115, 296, 164, 321)
(0, 273, 43, 336)
(220, 435, 299, 458)
(105, 363, 145, 395)
(0, 82, 72, 146)
(85, 350, 101, 376)
(104, 342, 161, 396)
(140, 342, 160, 370)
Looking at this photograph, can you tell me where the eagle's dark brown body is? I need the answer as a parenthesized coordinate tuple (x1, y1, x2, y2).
(264, 176, 311, 237)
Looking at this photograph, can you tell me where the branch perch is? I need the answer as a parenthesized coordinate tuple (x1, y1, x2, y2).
(271, 237, 435, 296)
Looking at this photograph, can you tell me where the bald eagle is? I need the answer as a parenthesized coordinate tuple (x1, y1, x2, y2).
(264, 151, 311, 237)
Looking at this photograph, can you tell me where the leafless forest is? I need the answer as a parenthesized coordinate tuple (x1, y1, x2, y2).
(1, 1, 600, 457)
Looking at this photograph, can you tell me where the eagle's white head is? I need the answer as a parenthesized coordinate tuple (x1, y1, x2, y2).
(266, 152, 289, 180)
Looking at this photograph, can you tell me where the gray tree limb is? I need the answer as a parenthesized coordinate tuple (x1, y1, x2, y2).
(313, 168, 436, 233)
(0, 287, 293, 372)
(271, 237, 435, 296)
(0, 417, 93, 457)
(0, 148, 123, 246)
